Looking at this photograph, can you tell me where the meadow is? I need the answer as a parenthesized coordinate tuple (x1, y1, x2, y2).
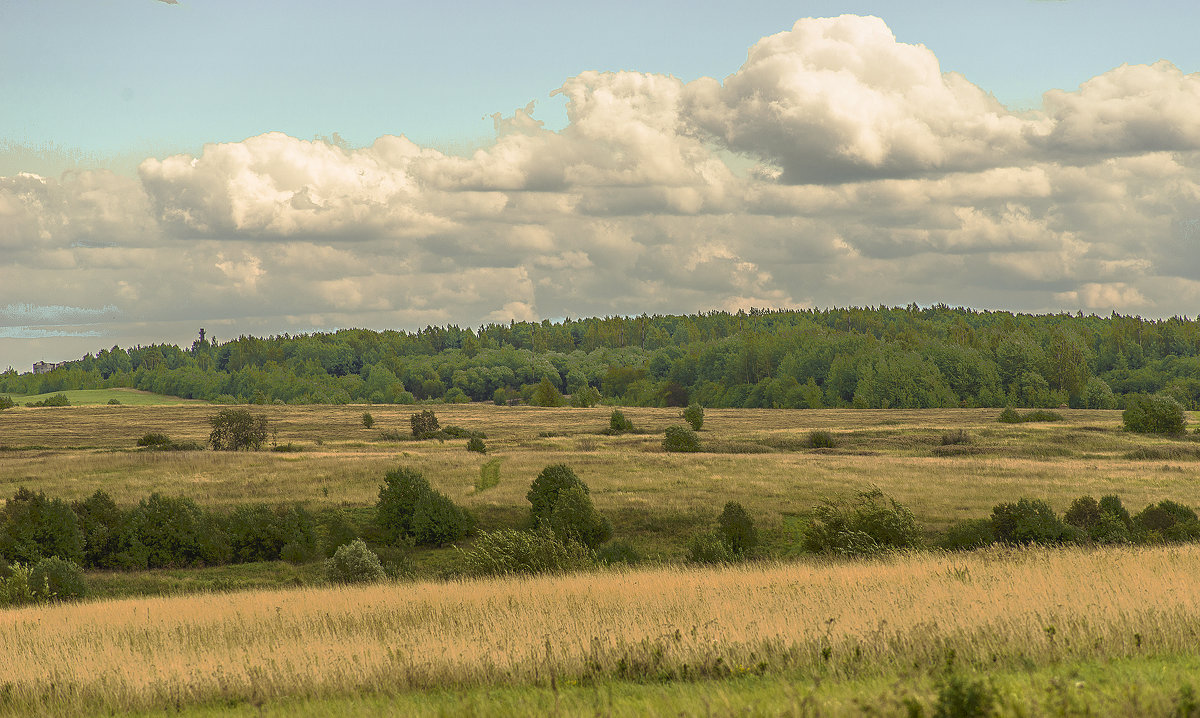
(4, 402, 1200, 715)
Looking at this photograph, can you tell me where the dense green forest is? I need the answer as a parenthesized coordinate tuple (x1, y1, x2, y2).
(4, 305, 1200, 409)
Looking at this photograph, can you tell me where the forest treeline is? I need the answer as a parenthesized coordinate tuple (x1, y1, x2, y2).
(4, 305, 1200, 409)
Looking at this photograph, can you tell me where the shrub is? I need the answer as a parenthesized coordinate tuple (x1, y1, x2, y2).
(808, 430, 837, 448)
(532, 377, 565, 407)
(527, 464, 587, 525)
(1099, 494, 1134, 529)
(686, 531, 735, 564)
(571, 385, 602, 408)
(1135, 499, 1198, 534)
(1064, 495, 1102, 532)
(597, 541, 640, 565)
(803, 489, 922, 556)
(998, 406, 1021, 423)
(225, 503, 318, 563)
(1022, 409, 1064, 422)
(682, 403, 704, 431)
(609, 409, 634, 433)
(938, 518, 995, 551)
(208, 409, 268, 451)
(1124, 394, 1187, 435)
(1, 562, 34, 606)
(72, 490, 125, 569)
(26, 393, 70, 407)
(990, 498, 1072, 545)
(376, 467, 432, 543)
(124, 493, 231, 568)
(324, 540, 386, 584)
(1092, 511, 1134, 545)
(0, 395, 15, 410)
(548, 484, 612, 550)
(493, 388, 509, 406)
(717, 501, 757, 556)
(466, 436, 487, 454)
(934, 673, 996, 718)
(410, 490, 475, 546)
(361, 412, 375, 429)
(476, 458, 501, 492)
(0, 487, 84, 565)
(137, 432, 173, 448)
(663, 426, 701, 452)
(107, 398, 121, 405)
(410, 409, 440, 438)
(316, 508, 359, 558)
(458, 527, 594, 577)
(29, 556, 87, 601)
(940, 429, 971, 446)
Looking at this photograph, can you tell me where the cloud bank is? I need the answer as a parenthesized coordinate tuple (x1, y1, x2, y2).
(5, 14, 1200, 365)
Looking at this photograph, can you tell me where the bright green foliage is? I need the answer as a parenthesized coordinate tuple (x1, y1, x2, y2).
(476, 458, 501, 492)
(0, 395, 14, 410)
(410, 490, 475, 546)
(934, 673, 997, 718)
(527, 464, 587, 525)
(1123, 394, 1187, 434)
(29, 556, 88, 601)
(571, 385, 601, 407)
(686, 531, 734, 564)
(717, 501, 757, 556)
(609, 409, 634, 433)
(1081, 377, 1118, 409)
(663, 426, 700, 452)
(990, 498, 1073, 545)
(0, 563, 35, 606)
(493, 388, 508, 406)
(803, 489, 922, 556)
(532, 377, 565, 407)
(376, 467, 432, 543)
(548, 484, 612, 550)
(208, 409, 268, 450)
(26, 393, 70, 407)
(324, 539, 386, 584)
(410, 409, 440, 438)
(457, 526, 594, 577)
(682, 403, 704, 431)
(998, 406, 1021, 423)
(0, 487, 84, 565)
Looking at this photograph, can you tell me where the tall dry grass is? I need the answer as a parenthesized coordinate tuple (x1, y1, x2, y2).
(2, 544, 1199, 715)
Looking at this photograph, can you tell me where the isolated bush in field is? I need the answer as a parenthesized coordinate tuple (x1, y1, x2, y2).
(527, 464, 587, 526)
(803, 489, 921, 556)
(324, 539, 386, 584)
(410, 409, 440, 438)
(938, 518, 995, 551)
(107, 398, 121, 405)
(458, 526, 594, 577)
(376, 467, 432, 543)
(548, 484, 612, 550)
(596, 540, 640, 565)
(467, 436, 487, 454)
(136, 432, 173, 448)
(717, 501, 757, 556)
(686, 531, 735, 564)
(29, 556, 88, 601)
(808, 429, 837, 448)
(682, 403, 705, 431)
(609, 409, 634, 433)
(72, 490, 125, 569)
(532, 377, 565, 407)
(940, 429, 971, 446)
(1123, 394, 1187, 435)
(571, 385, 602, 408)
(0, 487, 84, 565)
(476, 458, 501, 492)
(0, 395, 15, 410)
(316, 507, 359, 558)
(1064, 496, 1102, 532)
(208, 408, 268, 451)
(361, 411, 375, 429)
(663, 425, 700, 452)
(998, 406, 1021, 423)
(410, 490, 475, 546)
(990, 498, 1072, 545)
(124, 493, 231, 568)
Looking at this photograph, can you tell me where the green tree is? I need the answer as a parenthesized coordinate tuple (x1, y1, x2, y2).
(682, 403, 704, 431)
(1123, 394, 1187, 434)
(208, 409, 268, 451)
(376, 467, 432, 543)
(717, 501, 757, 555)
(527, 464, 587, 526)
(532, 376, 565, 407)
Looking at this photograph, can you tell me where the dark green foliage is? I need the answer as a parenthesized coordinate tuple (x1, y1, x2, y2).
(596, 541, 641, 565)
(29, 556, 88, 601)
(123, 493, 231, 568)
(107, 398, 121, 405)
(137, 432, 173, 448)
(682, 403, 704, 431)
(376, 467, 432, 543)
(208, 409, 268, 450)
(990, 498, 1072, 545)
(803, 489, 922, 556)
(476, 458, 501, 492)
(316, 507, 359, 558)
(72, 490, 125, 569)
(410, 409, 440, 438)
(548, 484, 612, 549)
(717, 501, 757, 555)
(361, 411, 374, 429)
(440, 425, 485, 439)
(808, 430, 837, 448)
(26, 393, 70, 407)
(934, 674, 996, 718)
(324, 539, 386, 584)
(225, 504, 319, 563)
(493, 388, 508, 406)
(1135, 499, 1198, 536)
(532, 376, 565, 407)
(410, 490, 475, 546)
(0, 487, 84, 565)
(1124, 394, 1187, 434)
(1099, 494, 1133, 529)
(609, 409, 634, 433)
(458, 526, 594, 576)
(1064, 496, 1102, 532)
(938, 518, 995, 551)
(999, 407, 1063, 423)
(0, 395, 14, 410)
(663, 425, 701, 452)
(686, 531, 735, 564)
(466, 436, 487, 454)
(527, 464, 587, 525)
(998, 406, 1021, 423)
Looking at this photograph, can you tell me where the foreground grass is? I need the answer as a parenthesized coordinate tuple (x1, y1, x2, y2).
(4, 544, 1200, 716)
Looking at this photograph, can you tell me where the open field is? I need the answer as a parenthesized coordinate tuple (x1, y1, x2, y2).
(5, 545, 1200, 716)
(1, 388, 207, 406)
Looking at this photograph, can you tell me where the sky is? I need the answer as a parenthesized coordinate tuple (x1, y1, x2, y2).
(4, 0, 1200, 371)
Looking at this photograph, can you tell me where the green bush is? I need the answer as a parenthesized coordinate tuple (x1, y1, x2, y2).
(532, 377, 565, 407)
(493, 388, 509, 406)
(940, 429, 971, 446)
(208, 409, 268, 451)
(990, 498, 1072, 545)
(803, 489, 922, 556)
(476, 458, 501, 492)
(123, 493, 231, 568)
(1099, 494, 1133, 530)
(458, 527, 594, 576)
(72, 490, 125, 569)
(107, 398, 121, 405)
(686, 531, 735, 564)
(467, 436, 487, 454)
(548, 484, 612, 550)
(0, 395, 15, 410)
(609, 409, 634, 433)
(0, 487, 84, 565)
(1135, 499, 1198, 535)
(0, 562, 34, 606)
(410, 490, 475, 546)
(998, 406, 1021, 423)
(682, 403, 704, 431)
(999, 407, 1064, 424)
(29, 556, 87, 601)
(376, 467, 432, 543)
(571, 385, 602, 408)
(1123, 394, 1187, 435)
(938, 518, 995, 551)
(527, 464, 588, 525)
(808, 430, 837, 448)
(934, 673, 996, 718)
(410, 409, 440, 438)
(225, 503, 319, 563)
(596, 541, 640, 565)
(1064, 495, 1102, 532)
(663, 426, 700, 452)
(316, 508, 359, 558)
(136, 433, 174, 448)
(717, 501, 757, 556)
(361, 412, 375, 429)
(26, 393, 70, 408)
(324, 539, 386, 584)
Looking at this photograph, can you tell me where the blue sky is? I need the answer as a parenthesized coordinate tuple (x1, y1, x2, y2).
(4, 0, 1200, 370)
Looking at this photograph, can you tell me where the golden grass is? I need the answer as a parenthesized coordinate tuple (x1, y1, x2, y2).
(3, 544, 1199, 716)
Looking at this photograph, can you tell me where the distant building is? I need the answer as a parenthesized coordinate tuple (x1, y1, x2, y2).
(32, 361, 67, 374)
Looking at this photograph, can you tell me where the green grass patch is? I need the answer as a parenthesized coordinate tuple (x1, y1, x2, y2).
(3, 388, 204, 406)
